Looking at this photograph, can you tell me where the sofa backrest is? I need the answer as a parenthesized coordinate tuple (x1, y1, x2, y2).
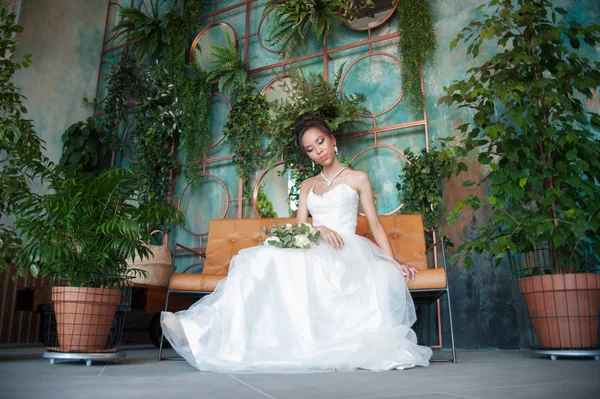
(202, 214, 427, 275)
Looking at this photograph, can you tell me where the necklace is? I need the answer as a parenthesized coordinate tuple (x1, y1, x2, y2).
(320, 167, 347, 188)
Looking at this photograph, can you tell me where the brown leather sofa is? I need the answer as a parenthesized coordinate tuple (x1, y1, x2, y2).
(160, 214, 456, 362)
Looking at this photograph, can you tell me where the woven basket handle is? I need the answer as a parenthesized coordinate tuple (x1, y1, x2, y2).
(150, 230, 168, 246)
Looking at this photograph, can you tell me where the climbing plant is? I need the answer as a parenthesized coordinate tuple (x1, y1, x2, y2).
(393, 0, 436, 114)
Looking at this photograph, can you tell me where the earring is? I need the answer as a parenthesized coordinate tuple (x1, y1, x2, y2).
(334, 145, 339, 156)
(312, 160, 315, 170)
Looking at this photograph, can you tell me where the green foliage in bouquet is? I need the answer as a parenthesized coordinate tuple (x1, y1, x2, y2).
(261, 222, 321, 249)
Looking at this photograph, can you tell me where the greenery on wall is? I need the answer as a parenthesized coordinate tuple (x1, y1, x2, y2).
(264, 0, 374, 56)
(267, 67, 368, 205)
(112, 0, 171, 64)
(104, 54, 143, 139)
(393, 0, 436, 114)
(206, 33, 252, 98)
(132, 64, 182, 205)
(396, 143, 453, 232)
(223, 85, 270, 197)
(110, 0, 212, 192)
(440, 0, 600, 272)
(162, 1, 211, 181)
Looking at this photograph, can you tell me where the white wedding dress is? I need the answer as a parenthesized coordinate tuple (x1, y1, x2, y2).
(161, 183, 432, 372)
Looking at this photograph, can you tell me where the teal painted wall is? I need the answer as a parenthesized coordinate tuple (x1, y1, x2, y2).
(12, 0, 106, 163)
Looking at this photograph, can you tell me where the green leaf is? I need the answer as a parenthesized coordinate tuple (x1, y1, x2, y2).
(519, 178, 527, 188)
(463, 180, 476, 187)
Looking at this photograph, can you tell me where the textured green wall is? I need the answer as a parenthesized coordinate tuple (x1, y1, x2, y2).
(12, 0, 106, 163)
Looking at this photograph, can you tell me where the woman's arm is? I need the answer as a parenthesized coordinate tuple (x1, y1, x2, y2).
(295, 178, 311, 224)
(356, 171, 418, 282)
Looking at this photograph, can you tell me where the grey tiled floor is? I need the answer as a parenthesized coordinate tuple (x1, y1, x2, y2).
(0, 346, 598, 399)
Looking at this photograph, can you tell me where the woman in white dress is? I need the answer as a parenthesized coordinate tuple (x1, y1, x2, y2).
(161, 113, 432, 372)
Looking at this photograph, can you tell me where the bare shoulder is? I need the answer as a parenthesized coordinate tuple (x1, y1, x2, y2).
(345, 169, 370, 185)
(300, 176, 317, 192)
(343, 169, 371, 193)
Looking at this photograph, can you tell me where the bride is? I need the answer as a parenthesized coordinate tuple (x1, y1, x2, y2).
(161, 113, 432, 372)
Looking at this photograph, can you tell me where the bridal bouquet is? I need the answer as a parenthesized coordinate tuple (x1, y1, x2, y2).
(261, 222, 321, 249)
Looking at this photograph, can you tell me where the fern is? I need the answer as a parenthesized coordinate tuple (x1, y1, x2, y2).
(205, 33, 252, 97)
(112, 0, 170, 63)
(264, 0, 373, 56)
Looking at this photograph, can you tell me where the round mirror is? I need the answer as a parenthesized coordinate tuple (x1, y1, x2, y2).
(344, 1, 396, 31)
(190, 23, 237, 72)
(253, 163, 296, 218)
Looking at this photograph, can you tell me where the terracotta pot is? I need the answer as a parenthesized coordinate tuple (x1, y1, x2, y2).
(519, 273, 600, 349)
(51, 287, 122, 353)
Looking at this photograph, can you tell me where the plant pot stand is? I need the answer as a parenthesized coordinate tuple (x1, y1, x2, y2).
(533, 348, 600, 361)
(43, 349, 126, 366)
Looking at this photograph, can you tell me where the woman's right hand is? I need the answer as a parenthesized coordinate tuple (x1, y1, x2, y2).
(317, 226, 344, 251)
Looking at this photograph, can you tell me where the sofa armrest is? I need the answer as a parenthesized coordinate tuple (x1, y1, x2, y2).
(424, 231, 449, 270)
(172, 243, 205, 274)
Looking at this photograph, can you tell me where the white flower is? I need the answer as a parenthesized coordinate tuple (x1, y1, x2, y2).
(264, 236, 281, 246)
(285, 223, 293, 232)
(294, 234, 310, 248)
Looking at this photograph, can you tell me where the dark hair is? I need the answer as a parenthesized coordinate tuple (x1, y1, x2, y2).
(293, 113, 333, 153)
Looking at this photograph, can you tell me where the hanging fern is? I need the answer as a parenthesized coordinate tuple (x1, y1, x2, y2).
(394, 0, 436, 114)
(205, 33, 252, 98)
(103, 54, 143, 139)
(112, 0, 171, 64)
(222, 84, 270, 197)
(178, 63, 212, 182)
(267, 67, 368, 205)
(264, 0, 374, 56)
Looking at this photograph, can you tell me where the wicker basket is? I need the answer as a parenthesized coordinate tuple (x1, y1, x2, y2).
(128, 232, 172, 287)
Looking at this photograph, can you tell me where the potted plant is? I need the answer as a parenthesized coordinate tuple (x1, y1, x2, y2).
(11, 164, 184, 352)
(440, 0, 600, 351)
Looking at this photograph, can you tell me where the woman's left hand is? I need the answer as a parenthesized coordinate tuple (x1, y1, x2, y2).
(400, 264, 419, 284)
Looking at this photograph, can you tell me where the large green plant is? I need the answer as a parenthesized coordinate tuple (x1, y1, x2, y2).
(0, 6, 43, 271)
(11, 165, 184, 287)
(264, 0, 373, 56)
(393, 0, 436, 114)
(267, 67, 367, 205)
(396, 143, 453, 231)
(440, 0, 600, 272)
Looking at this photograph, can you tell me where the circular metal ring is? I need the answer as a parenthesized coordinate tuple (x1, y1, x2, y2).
(338, 52, 405, 117)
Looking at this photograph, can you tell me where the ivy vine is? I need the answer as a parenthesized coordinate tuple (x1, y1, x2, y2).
(223, 84, 270, 197)
(132, 64, 183, 205)
(394, 0, 436, 114)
